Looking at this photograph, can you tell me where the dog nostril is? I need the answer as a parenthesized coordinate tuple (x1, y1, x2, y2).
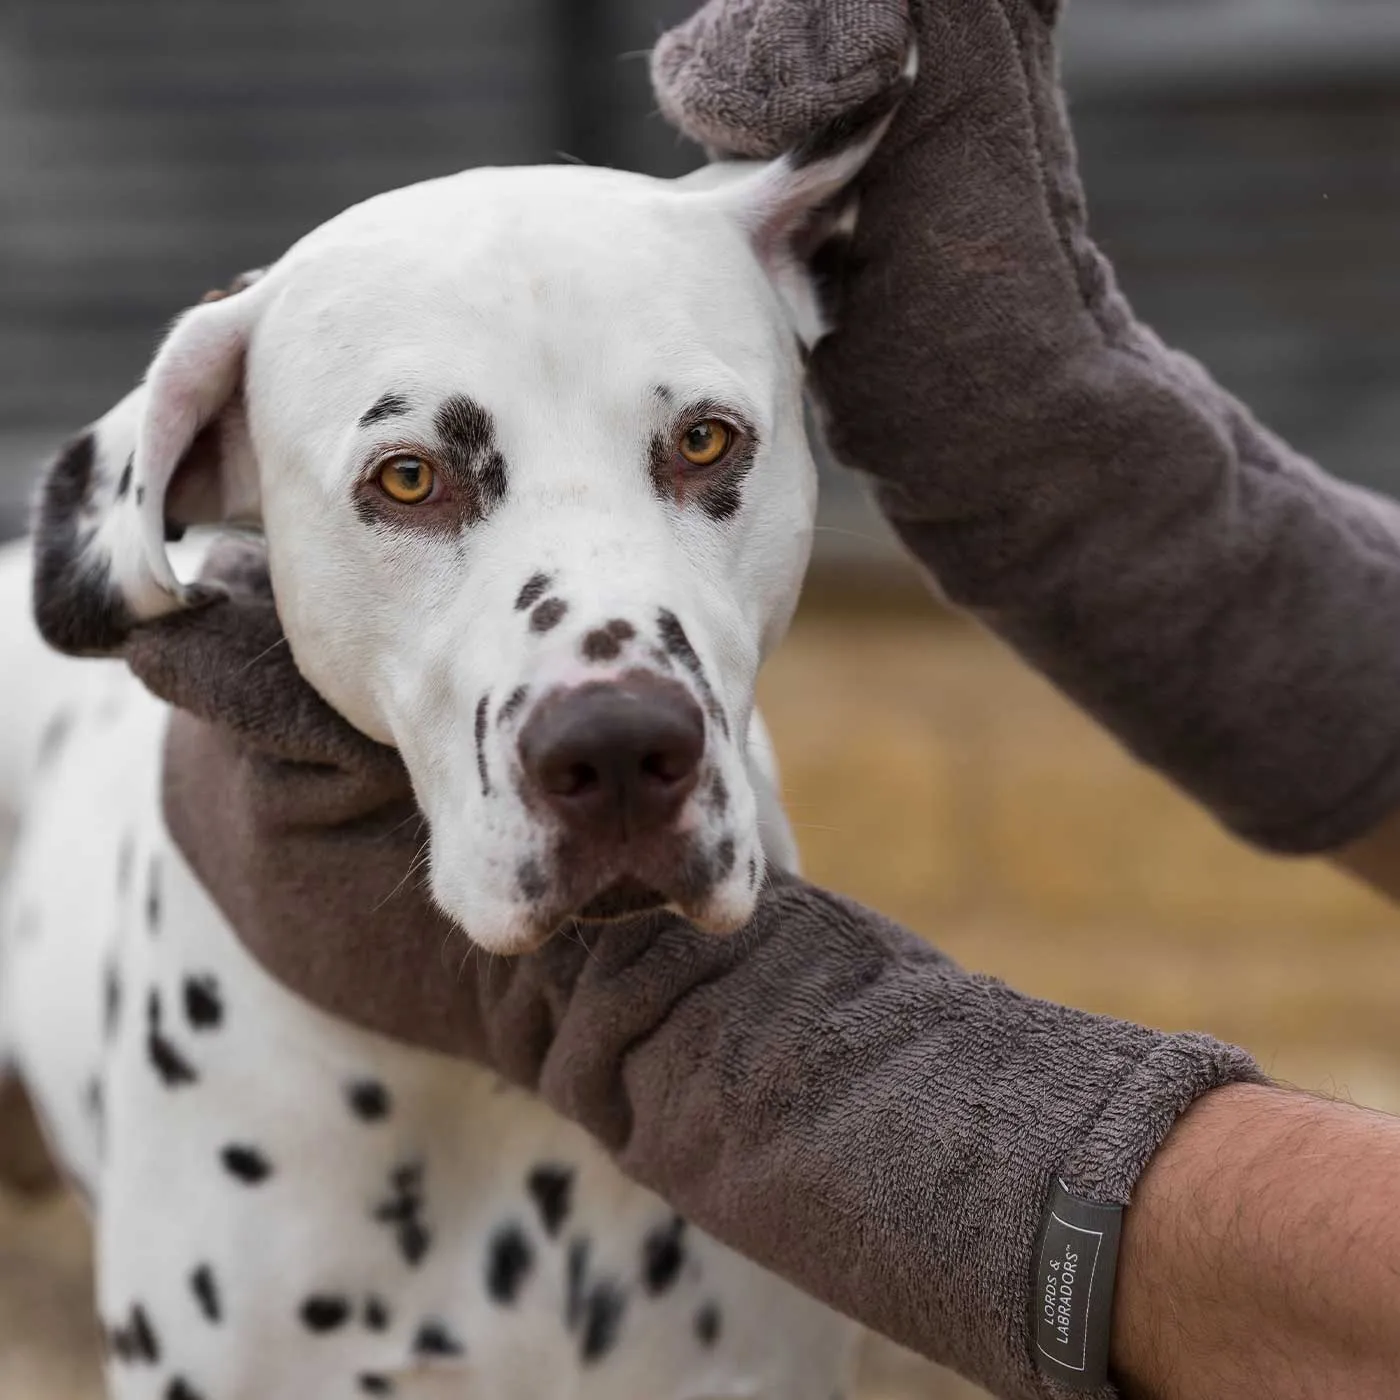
(554, 761, 600, 799)
(641, 749, 691, 786)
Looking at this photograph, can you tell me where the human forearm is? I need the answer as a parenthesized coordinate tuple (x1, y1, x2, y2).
(1112, 1083, 1400, 1399)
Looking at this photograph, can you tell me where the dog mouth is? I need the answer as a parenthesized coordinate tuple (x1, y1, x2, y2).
(574, 877, 669, 922)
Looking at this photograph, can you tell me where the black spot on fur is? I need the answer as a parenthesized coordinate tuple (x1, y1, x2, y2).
(517, 859, 548, 902)
(103, 963, 122, 1041)
(695, 1301, 721, 1347)
(220, 1144, 272, 1185)
(656, 610, 728, 737)
(32, 431, 136, 656)
(300, 1295, 351, 1332)
(479, 450, 508, 509)
(435, 394, 506, 514)
(413, 1319, 464, 1358)
(146, 857, 161, 932)
(182, 975, 223, 1030)
(748, 855, 759, 888)
(146, 988, 197, 1087)
(714, 837, 736, 881)
(373, 1160, 432, 1267)
(565, 1239, 590, 1329)
(642, 1216, 687, 1296)
(135, 484, 146, 506)
(515, 572, 552, 612)
(656, 611, 700, 674)
(486, 1223, 534, 1305)
(499, 685, 529, 726)
(115, 456, 133, 499)
(190, 1264, 221, 1323)
(581, 628, 622, 663)
(530, 598, 567, 633)
(346, 1079, 392, 1122)
(526, 1164, 573, 1238)
(359, 392, 411, 428)
(363, 1295, 391, 1331)
(83, 1076, 104, 1154)
(36, 709, 75, 768)
(580, 1281, 626, 1364)
(708, 773, 729, 814)
(580, 620, 635, 664)
(475, 693, 491, 797)
(107, 1301, 160, 1364)
(359, 1376, 394, 1396)
(165, 1378, 204, 1400)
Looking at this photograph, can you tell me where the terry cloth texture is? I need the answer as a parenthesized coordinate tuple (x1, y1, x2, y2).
(653, 0, 1400, 856)
(116, 538, 1264, 1400)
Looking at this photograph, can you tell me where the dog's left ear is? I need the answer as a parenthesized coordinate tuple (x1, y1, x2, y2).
(32, 270, 272, 656)
(682, 57, 913, 347)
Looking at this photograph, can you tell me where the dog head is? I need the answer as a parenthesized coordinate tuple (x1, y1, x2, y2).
(32, 96, 902, 953)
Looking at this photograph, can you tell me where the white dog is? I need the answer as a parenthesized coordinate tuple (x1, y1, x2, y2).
(0, 91, 901, 1400)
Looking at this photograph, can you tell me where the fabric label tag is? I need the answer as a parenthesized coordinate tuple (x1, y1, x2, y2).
(1030, 1179, 1123, 1391)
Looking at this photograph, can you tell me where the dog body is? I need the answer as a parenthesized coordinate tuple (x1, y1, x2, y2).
(0, 103, 902, 1399)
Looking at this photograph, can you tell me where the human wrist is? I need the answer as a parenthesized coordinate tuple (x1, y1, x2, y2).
(1111, 1083, 1400, 1399)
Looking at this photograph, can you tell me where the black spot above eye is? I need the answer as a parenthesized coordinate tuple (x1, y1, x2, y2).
(220, 1144, 272, 1185)
(515, 571, 553, 612)
(486, 1223, 535, 1305)
(346, 1079, 392, 1122)
(526, 1164, 574, 1239)
(300, 1295, 351, 1333)
(166, 1378, 204, 1400)
(359, 392, 411, 428)
(182, 975, 223, 1030)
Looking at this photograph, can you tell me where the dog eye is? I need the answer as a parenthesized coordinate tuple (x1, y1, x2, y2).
(377, 455, 436, 505)
(677, 420, 732, 469)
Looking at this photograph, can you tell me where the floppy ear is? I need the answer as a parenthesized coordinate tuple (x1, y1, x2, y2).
(683, 50, 914, 347)
(32, 269, 271, 656)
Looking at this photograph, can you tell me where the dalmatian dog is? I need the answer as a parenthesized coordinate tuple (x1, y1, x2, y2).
(0, 90, 903, 1400)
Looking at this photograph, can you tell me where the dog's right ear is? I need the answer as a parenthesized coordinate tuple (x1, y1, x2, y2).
(32, 270, 271, 656)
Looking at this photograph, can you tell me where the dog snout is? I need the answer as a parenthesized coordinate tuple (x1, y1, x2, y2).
(518, 672, 704, 837)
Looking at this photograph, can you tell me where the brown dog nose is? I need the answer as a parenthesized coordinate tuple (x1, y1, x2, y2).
(518, 673, 705, 836)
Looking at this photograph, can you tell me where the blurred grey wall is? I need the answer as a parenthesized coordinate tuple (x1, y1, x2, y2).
(1, 0, 1398, 554)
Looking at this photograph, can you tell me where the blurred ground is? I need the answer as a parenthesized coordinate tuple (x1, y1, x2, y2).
(2, 586, 1397, 1399)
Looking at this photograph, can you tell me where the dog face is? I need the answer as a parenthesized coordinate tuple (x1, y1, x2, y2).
(32, 102, 902, 952)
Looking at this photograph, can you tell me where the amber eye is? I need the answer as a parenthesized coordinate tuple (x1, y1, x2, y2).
(377, 455, 436, 504)
(677, 419, 732, 469)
